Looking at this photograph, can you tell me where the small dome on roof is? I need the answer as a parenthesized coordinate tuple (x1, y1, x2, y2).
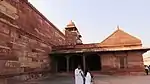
(66, 20, 76, 28)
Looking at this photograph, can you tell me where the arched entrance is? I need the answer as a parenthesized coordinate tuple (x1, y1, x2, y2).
(86, 54, 101, 71)
(57, 56, 66, 72)
(69, 55, 83, 71)
(50, 53, 102, 73)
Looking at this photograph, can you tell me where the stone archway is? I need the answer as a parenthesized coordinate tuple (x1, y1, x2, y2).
(50, 54, 67, 73)
(57, 56, 67, 72)
(50, 53, 102, 73)
(69, 55, 83, 71)
(86, 54, 101, 71)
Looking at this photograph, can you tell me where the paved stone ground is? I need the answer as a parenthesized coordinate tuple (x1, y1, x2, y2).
(7, 74, 150, 84)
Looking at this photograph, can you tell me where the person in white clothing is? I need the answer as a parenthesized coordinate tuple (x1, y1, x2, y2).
(85, 69, 93, 84)
(75, 65, 85, 84)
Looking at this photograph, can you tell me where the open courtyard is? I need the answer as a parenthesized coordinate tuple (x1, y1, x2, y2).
(0, 1, 150, 84)
(7, 74, 150, 84)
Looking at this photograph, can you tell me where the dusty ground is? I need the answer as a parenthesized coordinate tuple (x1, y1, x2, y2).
(7, 74, 150, 84)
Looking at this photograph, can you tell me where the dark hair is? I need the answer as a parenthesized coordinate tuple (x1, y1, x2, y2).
(77, 65, 81, 69)
(84, 69, 89, 76)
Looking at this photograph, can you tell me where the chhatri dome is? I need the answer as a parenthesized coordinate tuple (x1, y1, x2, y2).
(66, 20, 76, 28)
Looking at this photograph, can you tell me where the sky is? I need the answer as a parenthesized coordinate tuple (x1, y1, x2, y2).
(28, 0, 150, 51)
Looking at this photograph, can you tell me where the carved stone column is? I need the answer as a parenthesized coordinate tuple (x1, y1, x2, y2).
(83, 54, 86, 72)
(55, 60, 58, 73)
(65, 56, 70, 73)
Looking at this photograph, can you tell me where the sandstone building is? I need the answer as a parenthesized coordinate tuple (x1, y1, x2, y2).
(0, 0, 149, 76)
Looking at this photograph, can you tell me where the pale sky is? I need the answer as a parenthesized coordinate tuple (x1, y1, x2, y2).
(28, 0, 150, 48)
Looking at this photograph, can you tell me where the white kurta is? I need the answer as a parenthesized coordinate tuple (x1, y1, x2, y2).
(75, 68, 84, 84)
(85, 72, 92, 84)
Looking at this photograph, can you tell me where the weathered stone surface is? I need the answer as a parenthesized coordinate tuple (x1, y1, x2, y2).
(0, 0, 149, 77)
(100, 51, 145, 74)
(0, 0, 65, 75)
(64, 20, 82, 45)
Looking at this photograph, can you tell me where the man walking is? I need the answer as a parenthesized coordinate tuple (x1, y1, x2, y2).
(75, 65, 85, 84)
(85, 69, 92, 84)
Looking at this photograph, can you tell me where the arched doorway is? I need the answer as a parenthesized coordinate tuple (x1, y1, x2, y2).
(86, 54, 101, 71)
(50, 53, 101, 73)
(57, 56, 66, 72)
(50, 54, 83, 73)
(69, 55, 83, 71)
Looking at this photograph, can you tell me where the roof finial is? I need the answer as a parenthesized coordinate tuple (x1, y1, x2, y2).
(66, 20, 76, 28)
(68, 20, 74, 25)
(117, 25, 120, 30)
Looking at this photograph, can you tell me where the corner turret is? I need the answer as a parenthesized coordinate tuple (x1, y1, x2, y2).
(65, 20, 82, 45)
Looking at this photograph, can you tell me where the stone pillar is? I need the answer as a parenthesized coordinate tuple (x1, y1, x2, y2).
(125, 51, 129, 69)
(65, 56, 70, 73)
(83, 54, 86, 72)
(56, 61, 58, 73)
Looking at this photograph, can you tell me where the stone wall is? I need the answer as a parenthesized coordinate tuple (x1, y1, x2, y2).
(127, 51, 145, 72)
(0, 0, 65, 75)
(100, 51, 145, 74)
(65, 30, 77, 45)
(101, 52, 119, 71)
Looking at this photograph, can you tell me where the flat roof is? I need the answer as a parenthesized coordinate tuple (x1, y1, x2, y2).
(50, 47, 150, 54)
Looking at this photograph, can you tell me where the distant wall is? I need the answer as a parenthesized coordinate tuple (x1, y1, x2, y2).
(100, 51, 145, 74)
